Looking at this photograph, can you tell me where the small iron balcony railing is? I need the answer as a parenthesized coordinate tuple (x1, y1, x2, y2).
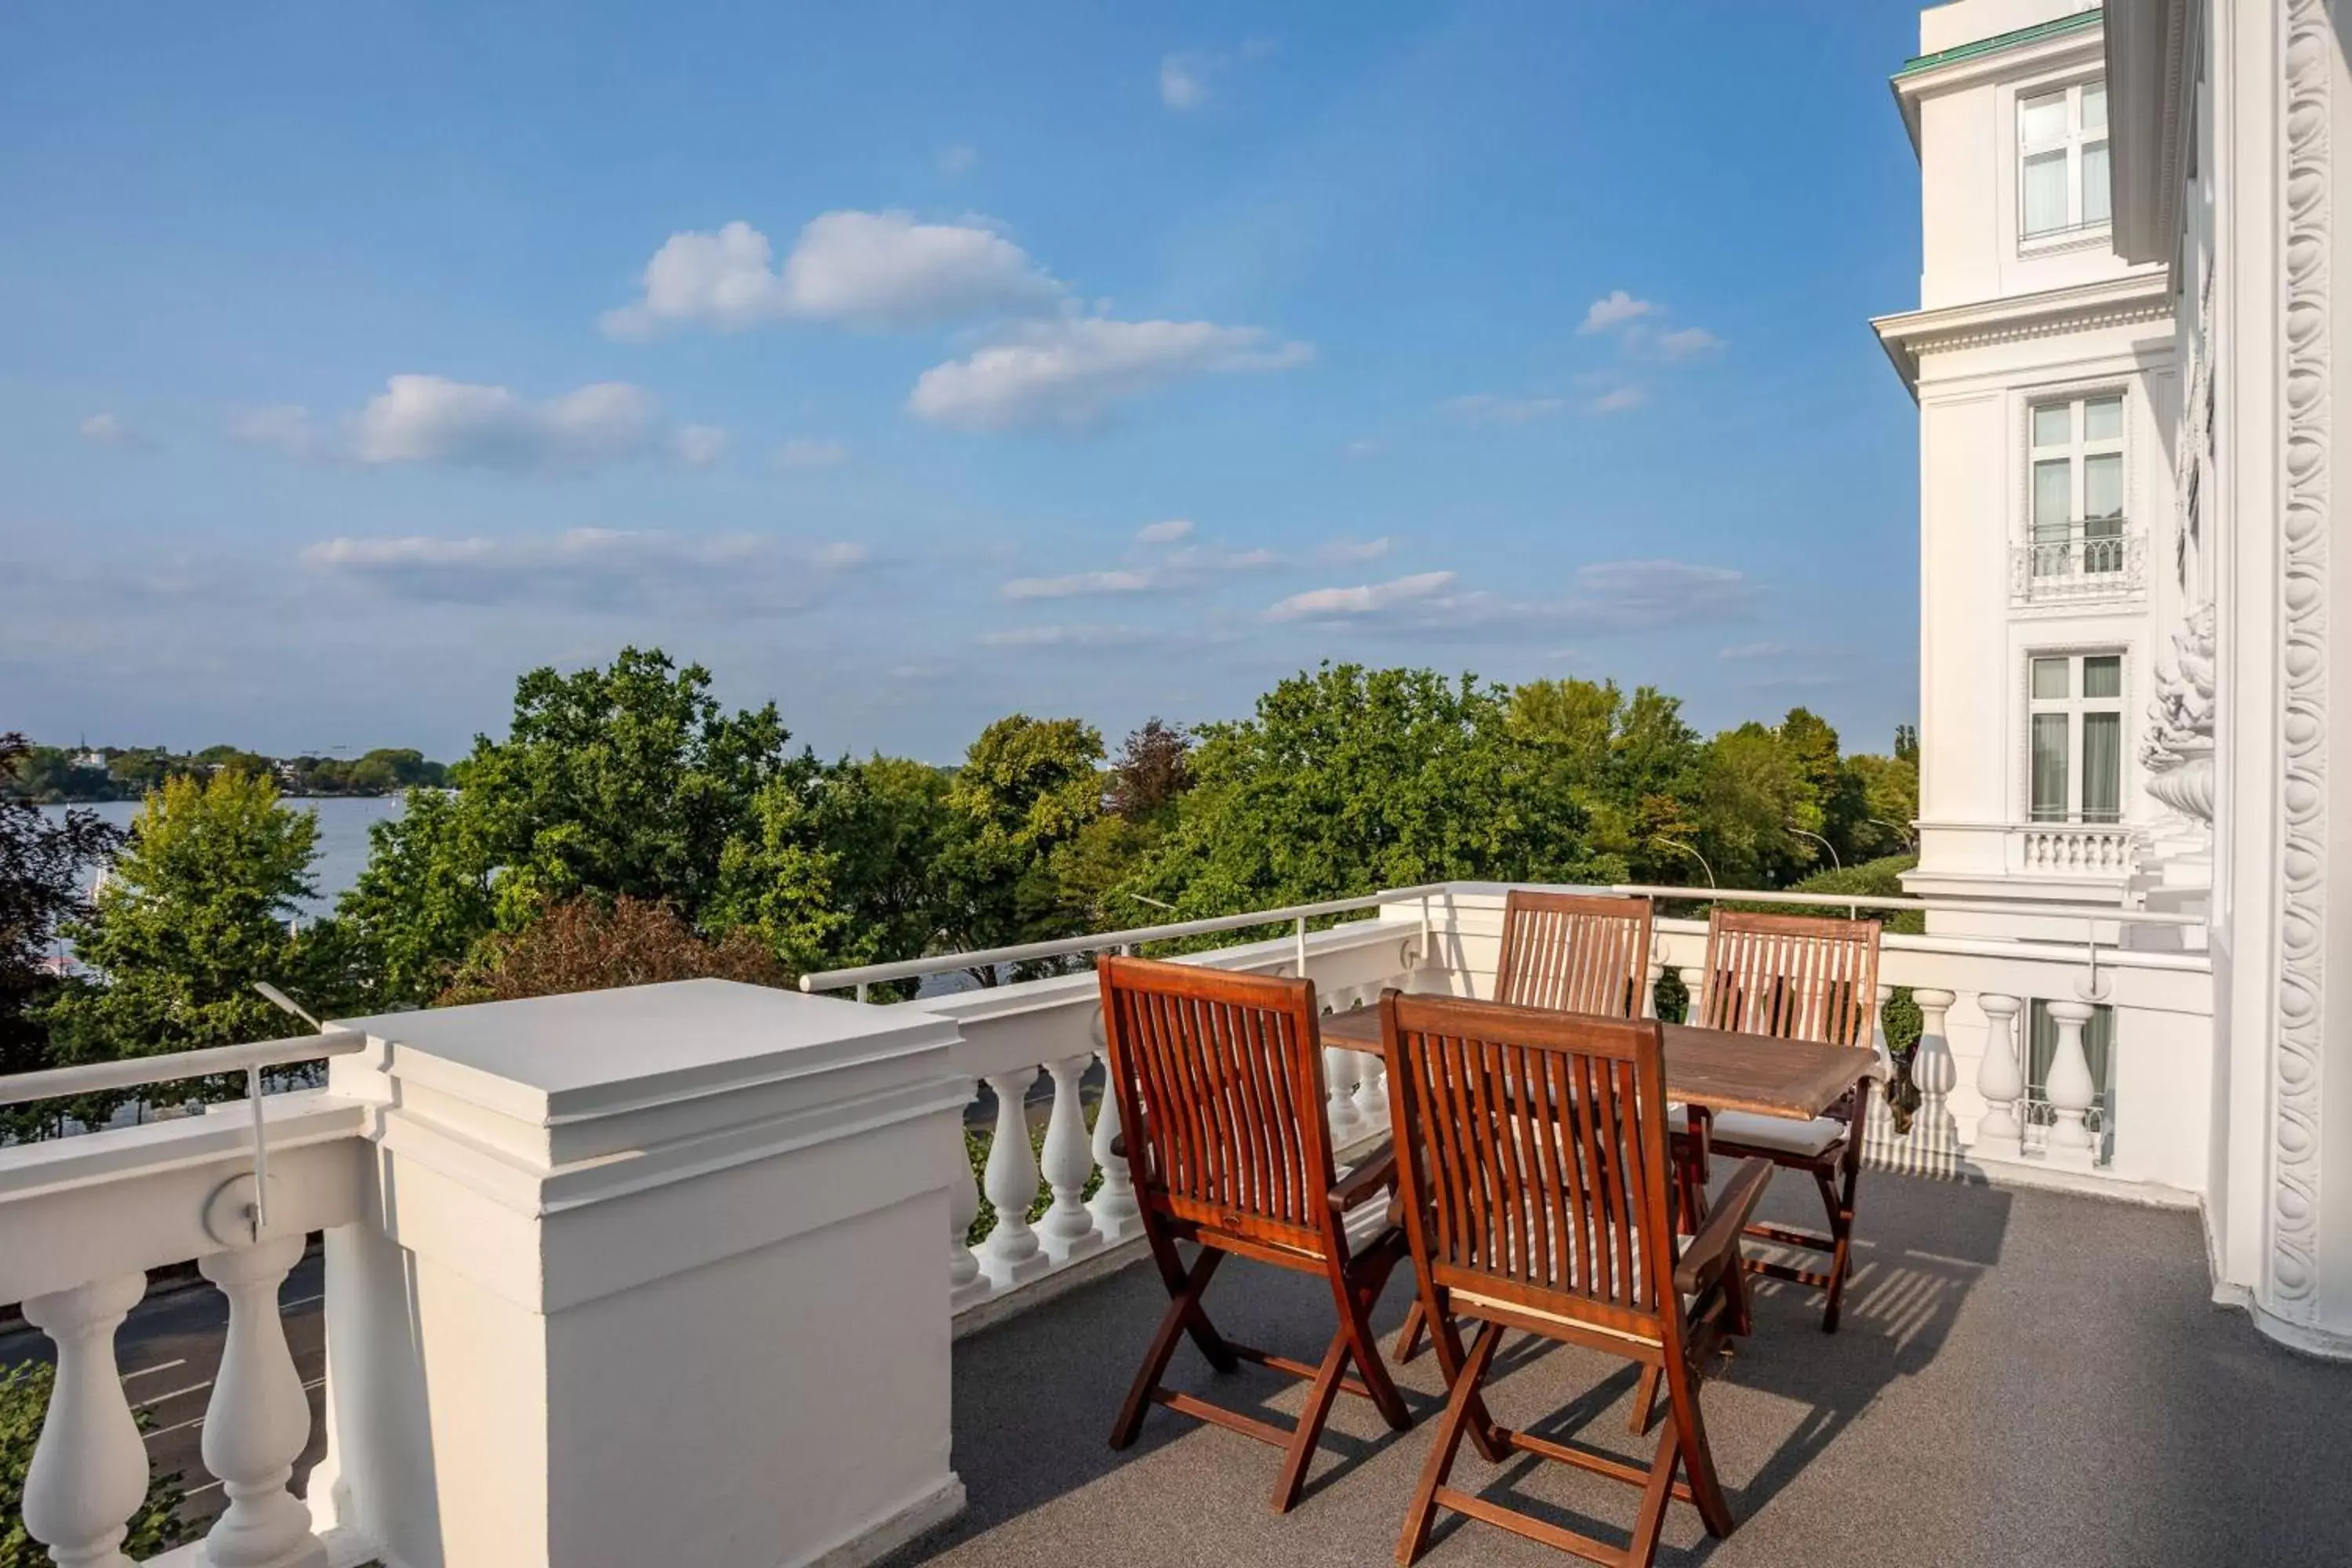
(2011, 523, 2144, 604)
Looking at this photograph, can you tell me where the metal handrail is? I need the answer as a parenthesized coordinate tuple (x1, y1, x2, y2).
(1601, 883, 2202, 927)
(798, 884, 1451, 996)
(0, 1031, 368, 1106)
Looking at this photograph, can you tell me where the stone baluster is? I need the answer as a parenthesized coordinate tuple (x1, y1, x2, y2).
(1086, 1049, 1142, 1244)
(1036, 1054, 1105, 1265)
(198, 1233, 329, 1568)
(1682, 964, 1706, 1029)
(1324, 1044, 1364, 1143)
(1973, 995, 2026, 1159)
(978, 1067, 1049, 1288)
(1870, 983, 1896, 1079)
(947, 1089, 990, 1309)
(20, 1272, 149, 1568)
(1351, 1047, 1388, 1128)
(1909, 989, 1959, 1172)
(1641, 958, 1665, 1020)
(2043, 1000, 2100, 1163)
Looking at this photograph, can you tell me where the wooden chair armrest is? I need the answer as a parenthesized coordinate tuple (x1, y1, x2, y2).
(1675, 1156, 1773, 1296)
(1327, 1140, 1398, 1213)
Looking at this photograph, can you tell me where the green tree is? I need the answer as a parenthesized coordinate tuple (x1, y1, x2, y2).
(1692, 721, 1820, 887)
(2, 1362, 187, 1566)
(1138, 664, 1601, 916)
(935, 716, 1106, 978)
(1509, 678, 1707, 884)
(40, 771, 325, 1092)
(336, 648, 804, 1005)
(0, 733, 123, 1139)
(1107, 718, 1192, 823)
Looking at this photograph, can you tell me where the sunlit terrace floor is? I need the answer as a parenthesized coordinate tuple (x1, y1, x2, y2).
(884, 1173, 2352, 1568)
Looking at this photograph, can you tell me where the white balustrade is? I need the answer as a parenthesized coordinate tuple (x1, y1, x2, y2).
(1324, 1044, 1364, 1142)
(198, 1232, 328, 1568)
(20, 1272, 149, 1568)
(1911, 989, 1958, 1121)
(2042, 1000, 2100, 1163)
(1975, 993, 2026, 1156)
(947, 1098, 989, 1309)
(1641, 959, 1664, 1020)
(1350, 1049, 1388, 1130)
(978, 1068, 1049, 1287)
(1086, 1048, 1142, 1244)
(1035, 1054, 1105, 1265)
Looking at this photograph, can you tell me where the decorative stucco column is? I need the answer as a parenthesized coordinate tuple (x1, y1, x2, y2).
(305, 979, 971, 1567)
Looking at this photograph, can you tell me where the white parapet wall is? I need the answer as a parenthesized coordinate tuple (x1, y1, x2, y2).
(309, 979, 975, 1568)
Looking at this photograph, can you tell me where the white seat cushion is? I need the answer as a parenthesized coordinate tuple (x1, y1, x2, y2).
(1670, 1104, 1842, 1157)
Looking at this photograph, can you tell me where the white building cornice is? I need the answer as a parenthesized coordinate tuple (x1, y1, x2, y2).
(1890, 6, 2107, 154)
(1870, 270, 2176, 394)
(2104, 0, 2202, 267)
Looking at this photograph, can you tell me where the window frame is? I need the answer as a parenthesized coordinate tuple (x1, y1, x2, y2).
(2024, 648, 2129, 825)
(2016, 77, 2111, 248)
(2026, 388, 2129, 575)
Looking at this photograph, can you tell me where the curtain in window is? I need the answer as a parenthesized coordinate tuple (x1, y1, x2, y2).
(2033, 458, 2072, 533)
(2024, 150, 2069, 234)
(2083, 142, 2111, 224)
(2082, 712, 2121, 822)
(2031, 713, 2070, 820)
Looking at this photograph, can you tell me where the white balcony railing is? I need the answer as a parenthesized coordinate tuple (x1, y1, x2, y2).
(2009, 525, 2146, 604)
(0, 879, 2215, 1566)
(2015, 821, 2139, 877)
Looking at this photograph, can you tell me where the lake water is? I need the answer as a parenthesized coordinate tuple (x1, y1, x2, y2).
(42, 795, 405, 918)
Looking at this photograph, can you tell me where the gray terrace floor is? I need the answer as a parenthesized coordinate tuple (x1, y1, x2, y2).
(884, 1172, 2352, 1568)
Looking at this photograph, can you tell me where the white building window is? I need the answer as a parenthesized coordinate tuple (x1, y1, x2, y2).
(2029, 652, 2125, 823)
(2029, 392, 2126, 575)
(2020, 80, 2110, 238)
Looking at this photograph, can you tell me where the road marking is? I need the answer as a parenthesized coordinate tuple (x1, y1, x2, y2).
(136, 1379, 213, 1410)
(281, 1293, 324, 1311)
(122, 1358, 187, 1383)
(144, 1410, 209, 1440)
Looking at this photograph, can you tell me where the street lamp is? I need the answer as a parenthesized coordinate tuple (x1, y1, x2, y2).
(1650, 835, 1717, 889)
(1868, 816, 1918, 851)
(1787, 823, 1842, 871)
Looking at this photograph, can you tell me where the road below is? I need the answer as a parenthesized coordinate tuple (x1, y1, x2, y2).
(2, 1247, 328, 1534)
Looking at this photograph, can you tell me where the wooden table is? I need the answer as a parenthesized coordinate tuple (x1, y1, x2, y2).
(1315, 1007, 1871, 1123)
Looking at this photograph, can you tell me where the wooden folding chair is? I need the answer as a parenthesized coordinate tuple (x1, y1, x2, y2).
(1689, 909, 1883, 1333)
(1382, 992, 1770, 1567)
(1098, 955, 1416, 1512)
(1393, 890, 1654, 1363)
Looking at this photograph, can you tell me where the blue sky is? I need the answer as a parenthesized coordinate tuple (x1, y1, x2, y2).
(2, 2, 1926, 765)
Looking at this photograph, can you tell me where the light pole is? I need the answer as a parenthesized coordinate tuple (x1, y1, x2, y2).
(1868, 816, 1918, 851)
(1788, 823, 1842, 871)
(1650, 836, 1717, 889)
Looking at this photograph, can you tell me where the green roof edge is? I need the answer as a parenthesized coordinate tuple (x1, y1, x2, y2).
(1896, 7, 2102, 78)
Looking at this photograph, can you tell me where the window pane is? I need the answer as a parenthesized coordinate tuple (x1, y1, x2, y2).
(2033, 404, 2072, 446)
(2024, 150, 2070, 234)
(2082, 82, 2108, 131)
(2085, 452, 2124, 519)
(2034, 459, 2074, 528)
(2032, 713, 2071, 818)
(2021, 91, 2068, 145)
(2084, 655, 2122, 699)
(2084, 395, 2123, 440)
(2084, 140, 2112, 223)
(2082, 712, 2122, 820)
(2033, 656, 2071, 700)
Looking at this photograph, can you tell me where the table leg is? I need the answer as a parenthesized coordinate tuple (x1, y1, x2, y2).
(1676, 1106, 1714, 1234)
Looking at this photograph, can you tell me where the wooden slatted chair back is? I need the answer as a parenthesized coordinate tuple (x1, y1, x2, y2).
(1381, 993, 1681, 1346)
(1098, 955, 1341, 1261)
(1494, 890, 1655, 1018)
(1700, 909, 1883, 1050)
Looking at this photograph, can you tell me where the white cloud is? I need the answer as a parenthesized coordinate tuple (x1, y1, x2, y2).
(1580, 290, 1657, 333)
(1319, 535, 1394, 564)
(670, 424, 728, 467)
(1563, 560, 1759, 630)
(1588, 385, 1648, 414)
(1000, 543, 1275, 600)
(231, 405, 316, 456)
(938, 143, 979, 175)
(1137, 518, 1195, 544)
(299, 528, 867, 613)
(1719, 641, 1786, 659)
(1002, 568, 1156, 600)
(78, 412, 156, 452)
(347, 376, 658, 473)
(1655, 326, 1725, 360)
(1445, 393, 1567, 426)
(910, 316, 1312, 430)
(601, 212, 1062, 336)
(1266, 571, 1459, 622)
(775, 437, 849, 469)
(982, 623, 1145, 648)
(1346, 437, 1382, 458)
(1160, 55, 1210, 108)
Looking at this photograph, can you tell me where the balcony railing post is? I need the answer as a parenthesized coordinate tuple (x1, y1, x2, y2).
(946, 1076, 989, 1309)
(2043, 1000, 2100, 1164)
(1323, 1044, 1364, 1142)
(1036, 1054, 1105, 1265)
(1911, 989, 1960, 1169)
(978, 1067, 1049, 1287)
(1087, 1047, 1142, 1244)
(1975, 994, 2026, 1156)
(20, 1272, 149, 1568)
(198, 1231, 328, 1568)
